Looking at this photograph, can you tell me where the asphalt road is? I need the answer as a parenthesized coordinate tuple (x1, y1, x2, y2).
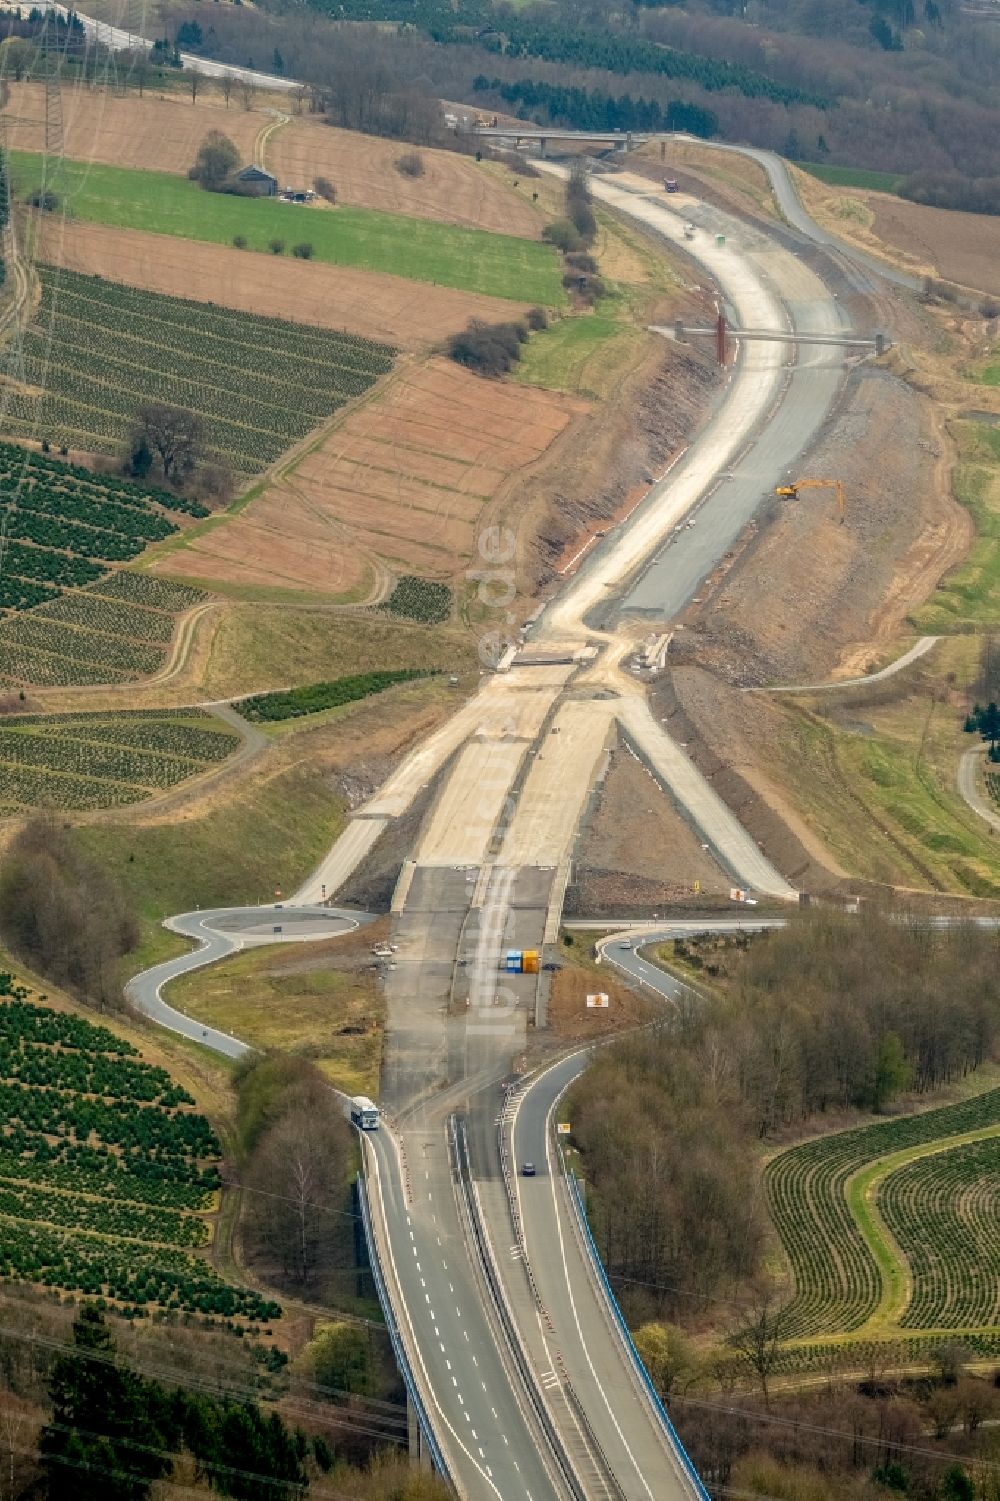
(706, 141, 921, 292)
(125, 905, 368, 1057)
(506, 1050, 702, 1501)
(12, 1, 289, 89)
(364, 1098, 571, 1501)
(592, 919, 785, 998)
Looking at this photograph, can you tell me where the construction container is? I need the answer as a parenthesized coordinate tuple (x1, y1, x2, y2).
(522, 950, 540, 974)
(715, 233, 726, 247)
(504, 950, 523, 973)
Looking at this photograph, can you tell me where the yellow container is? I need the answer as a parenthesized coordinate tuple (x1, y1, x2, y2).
(522, 950, 540, 973)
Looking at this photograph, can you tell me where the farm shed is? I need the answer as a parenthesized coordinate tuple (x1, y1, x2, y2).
(236, 165, 278, 197)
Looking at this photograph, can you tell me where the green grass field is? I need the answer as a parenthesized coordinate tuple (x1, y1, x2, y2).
(13, 153, 565, 304)
(772, 671, 1000, 899)
(77, 754, 346, 922)
(799, 162, 905, 194)
(515, 306, 647, 398)
(911, 423, 1000, 633)
(167, 942, 383, 1098)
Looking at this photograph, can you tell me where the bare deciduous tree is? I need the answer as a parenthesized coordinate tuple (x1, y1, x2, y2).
(725, 1285, 793, 1406)
(245, 1071, 351, 1286)
(131, 402, 203, 485)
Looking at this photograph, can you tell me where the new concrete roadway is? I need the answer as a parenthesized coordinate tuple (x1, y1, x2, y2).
(123, 137, 901, 1501)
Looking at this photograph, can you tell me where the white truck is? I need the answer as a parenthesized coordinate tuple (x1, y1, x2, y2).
(350, 1097, 380, 1130)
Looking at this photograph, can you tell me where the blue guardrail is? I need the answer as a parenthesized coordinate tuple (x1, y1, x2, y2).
(567, 1172, 711, 1501)
(358, 1178, 450, 1480)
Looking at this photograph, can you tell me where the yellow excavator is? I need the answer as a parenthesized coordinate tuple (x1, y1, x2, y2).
(775, 478, 845, 523)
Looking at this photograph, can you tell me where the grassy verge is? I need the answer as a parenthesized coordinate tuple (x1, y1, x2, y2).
(911, 423, 1000, 632)
(769, 638, 1000, 896)
(799, 162, 905, 193)
(12, 152, 565, 304)
(515, 304, 647, 398)
(77, 756, 347, 921)
(200, 606, 478, 701)
(165, 939, 383, 1098)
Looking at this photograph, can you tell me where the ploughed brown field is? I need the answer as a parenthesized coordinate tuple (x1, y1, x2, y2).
(153, 358, 587, 592)
(34, 219, 535, 350)
(7, 81, 261, 174)
(7, 83, 541, 238)
(266, 119, 543, 239)
(862, 193, 1000, 298)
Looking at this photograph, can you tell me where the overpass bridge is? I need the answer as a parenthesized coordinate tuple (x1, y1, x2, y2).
(658, 315, 888, 364)
(468, 125, 655, 153)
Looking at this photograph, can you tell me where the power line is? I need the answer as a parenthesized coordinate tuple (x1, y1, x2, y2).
(0, 1303, 408, 1437)
(673, 1393, 1000, 1472)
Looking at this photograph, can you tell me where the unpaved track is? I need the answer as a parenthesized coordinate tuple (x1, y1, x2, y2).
(958, 747, 1000, 836)
(749, 635, 941, 694)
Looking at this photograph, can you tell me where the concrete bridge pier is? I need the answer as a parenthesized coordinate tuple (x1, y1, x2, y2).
(407, 1394, 433, 1471)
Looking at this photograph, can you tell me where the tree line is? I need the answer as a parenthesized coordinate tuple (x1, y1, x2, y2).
(900, 169, 1000, 216)
(0, 818, 139, 1013)
(474, 77, 719, 138)
(567, 908, 1000, 1323)
(159, 0, 1000, 178)
(35, 1302, 447, 1501)
(237, 1054, 356, 1293)
(473, 16, 824, 107)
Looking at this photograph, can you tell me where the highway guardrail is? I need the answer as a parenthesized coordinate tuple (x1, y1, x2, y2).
(451, 1114, 592, 1501)
(561, 1160, 711, 1501)
(357, 1174, 453, 1485)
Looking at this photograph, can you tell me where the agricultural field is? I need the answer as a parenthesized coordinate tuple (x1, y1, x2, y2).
(37, 219, 536, 353)
(0, 570, 207, 688)
(0, 439, 199, 619)
(11, 154, 565, 304)
(7, 84, 542, 236)
(865, 194, 1000, 297)
(880, 1137, 1000, 1330)
(157, 359, 586, 591)
(379, 577, 453, 624)
(766, 1085, 1000, 1347)
(239, 669, 436, 723)
(6, 82, 262, 179)
(0, 969, 278, 1324)
(0, 707, 239, 810)
(267, 118, 543, 237)
(7, 267, 395, 475)
(799, 162, 905, 193)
